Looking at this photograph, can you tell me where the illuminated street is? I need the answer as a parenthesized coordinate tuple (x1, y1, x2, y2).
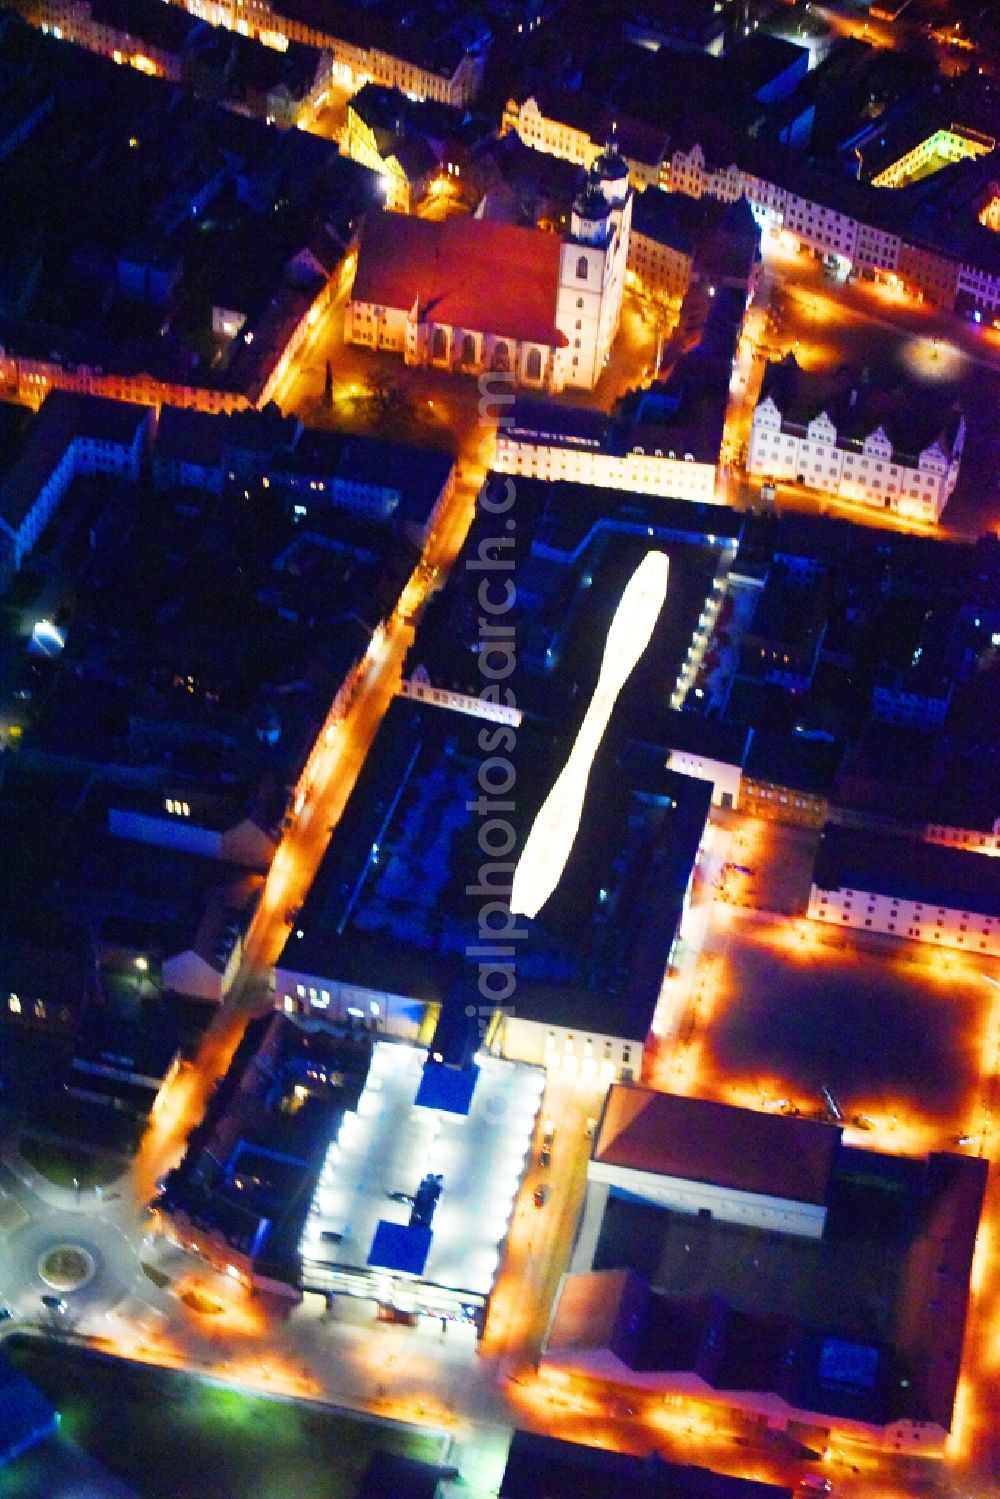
(2, 1, 1000, 1491)
(100, 257, 1000, 1490)
(639, 806, 1000, 1496)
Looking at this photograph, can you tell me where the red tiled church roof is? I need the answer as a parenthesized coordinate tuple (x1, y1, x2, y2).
(350, 210, 568, 348)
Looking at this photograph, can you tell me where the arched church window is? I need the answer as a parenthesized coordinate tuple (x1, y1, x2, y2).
(431, 325, 447, 360)
(525, 348, 542, 380)
(461, 333, 476, 365)
(576, 255, 589, 280)
(491, 342, 510, 372)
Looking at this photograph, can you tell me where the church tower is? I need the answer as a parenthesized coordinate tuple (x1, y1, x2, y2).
(555, 141, 632, 390)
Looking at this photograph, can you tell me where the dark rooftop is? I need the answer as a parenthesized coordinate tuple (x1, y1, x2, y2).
(278, 699, 710, 1041)
(759, 354, 962, 462)
(0, 392, 150, 538)
(160, 1012, 373, 1282)
(500, 1430, 792, 1498)
(812, 823, 1000, 916)
(577, 1139, 986, 1432)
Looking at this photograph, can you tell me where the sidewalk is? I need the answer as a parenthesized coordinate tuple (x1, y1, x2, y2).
(0, 1138, 94, 1213)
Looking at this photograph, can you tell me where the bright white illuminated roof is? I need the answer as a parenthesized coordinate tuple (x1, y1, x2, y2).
(301, 1041, 544, 1296)
(510, 551, 670, 920)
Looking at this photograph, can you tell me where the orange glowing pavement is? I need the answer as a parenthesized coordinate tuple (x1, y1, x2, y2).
(129, 451, 482, 1203)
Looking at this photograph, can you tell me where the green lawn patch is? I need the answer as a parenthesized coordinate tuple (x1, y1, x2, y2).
(19, 1134, 126, 1191)
(3, 1339, 445, 1499)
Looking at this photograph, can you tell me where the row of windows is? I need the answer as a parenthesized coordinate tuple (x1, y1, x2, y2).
(748, 788, 816, 809)
(524, 112, 996, 300)
(7, 993, 71, 1022)
(544, 1031, 631, 1063)
(929, 829, 999, 850)
(822, 909, 994, 948)
(519, 455, 709, 492)
(293, 984, 381, 1017)
(821, 895, 993, 932)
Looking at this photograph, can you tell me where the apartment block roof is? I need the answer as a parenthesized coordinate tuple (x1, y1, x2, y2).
(278, 701, 709, 1043)
(0, 391, 150, 540)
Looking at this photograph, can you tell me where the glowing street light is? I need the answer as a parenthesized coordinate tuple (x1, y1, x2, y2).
(510, 552, 670, 919)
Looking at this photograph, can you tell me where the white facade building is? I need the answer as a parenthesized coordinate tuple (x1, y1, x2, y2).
(748, 356, 965, 522)
(493, 409, 719, 503)
(555, 149, 632, 388)
(499, 1017, 642, 1086)
(809, 824, 1000, 958)
(504, 95, 1000, 318)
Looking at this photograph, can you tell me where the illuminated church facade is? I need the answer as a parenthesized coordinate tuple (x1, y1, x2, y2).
(345, 144, 632, 392)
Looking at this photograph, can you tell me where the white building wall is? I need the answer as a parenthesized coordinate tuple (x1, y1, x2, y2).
(273, 965, 425, 1041)
(747, 399, 956, 522)
(13, 417, 150, 569)
(783, 194, 860, 261)
(588, 1159, 828, 1238)
(808, 883, 1000, 958)
(398, 677, 523, 726)
(665, 749, 742, 808)
(505, 97, 598, 170)
(502, 1015, 640, 1084)
(493, 432, 718, 503)
(924, 822, 1000, 856)
(220, 818, 278, 871)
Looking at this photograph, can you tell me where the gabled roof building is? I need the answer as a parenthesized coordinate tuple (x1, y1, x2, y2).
(548, 1087, 986, 1455)
(748, 355, 965, 523)
(346, 144, 632, 392)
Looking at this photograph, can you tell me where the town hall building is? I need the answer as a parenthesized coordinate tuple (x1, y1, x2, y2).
(345, 144, 633, 392)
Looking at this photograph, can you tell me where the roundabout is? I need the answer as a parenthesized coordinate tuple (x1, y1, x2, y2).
(38, 1244, 96, 1292)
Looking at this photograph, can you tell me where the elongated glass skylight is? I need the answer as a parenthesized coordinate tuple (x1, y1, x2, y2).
(509, 551, 670, 920)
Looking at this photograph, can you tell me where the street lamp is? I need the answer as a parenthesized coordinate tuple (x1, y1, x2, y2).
(133, 954, 149, 998)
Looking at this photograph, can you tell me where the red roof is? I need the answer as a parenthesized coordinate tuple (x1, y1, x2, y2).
(594, 1085, 840, 1207)
(350, 210, 568, 348)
